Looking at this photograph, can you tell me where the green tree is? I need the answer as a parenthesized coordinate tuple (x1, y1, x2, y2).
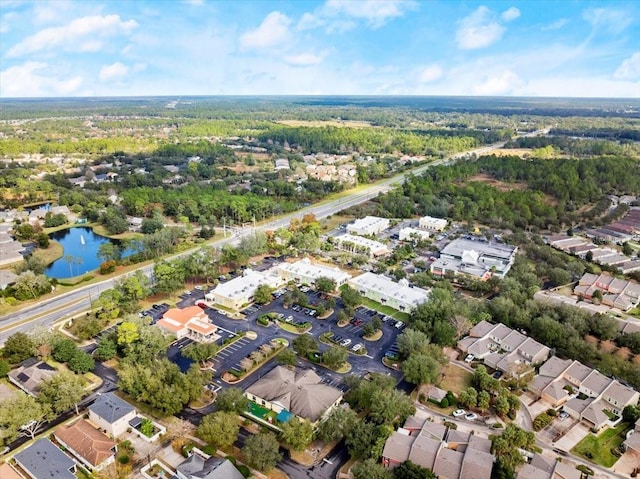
(323, 346, 348, 369)
(97, 242, 122, 263)
(276, 348, 298, 366)
(352, 459, 392, 479)
(477, 390, 491, 412)
(52, 338, 78, 363)
(457, 387, 478, 409)
(491, 424, 535, 474)
(153, 260, 186, 296)
(215, 387, 249, 414)
(495, 394, 510, 417)
(197, 411, 240, 449)
(68, 350, 95, 374)
(280, 418, 314, 451)
(0, 360, 9, 378)
(141, 214, 165, 235)
(182, 342, 219, 367)
(95, 338, 118, 361)
(292, 335, 317, 357)
(117, 321, 140, 346)
(315, 276, 337, 293)
(253, 284, 274, 305)
(242, 432, 282, 472)
(315, 406, 358, 443)
(35, 232, 50, 248)
(402, 353, 442, 386)
(0, 393, 51, 443)
(3, 332, 36, 363)
(397, 329, 432, 360)
(38, 371, 86, 415)
(340, 286, 362, 308)
(12, 271, 51, 300)
(368, 389, 416, 426)
(392, 461, 436, 479)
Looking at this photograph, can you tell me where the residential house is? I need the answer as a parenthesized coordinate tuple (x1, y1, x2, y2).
(418, 216, 448, 231)
(88, 392, 137, 438)
(431, 239, 517, 281)
(274, 158, 290, 171)
(0, 463, 23, 479)
(0, 236, 25, 266)
(348, 272, 430, 312)
(0, 270, 18, 290)
(206, 268, 285, 311)
(457, 321, 550, 377)
(277, 258, 351, 288)
(574, 273, 640, 312)
(156, 306, 219, 342)
(13, 438, 76, 479)
(244, 366, 343, 424)
(516, 453, 581, 479)
(381, 416, 495, 479)
(8, 359, 58, 396)
(332, 234, 390, 258)
(127, 216, 143, 232)
(54, 419, 117, 471)
(346, 216, 390, 236)
(623, 418, 640, 455)
(175, 449, 244, 479)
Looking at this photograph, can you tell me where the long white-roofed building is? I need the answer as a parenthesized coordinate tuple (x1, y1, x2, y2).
(418, 216, 448, 231)
(332, 234, 390, 258)
(348, 272, 430, 312)
(399, 227, 430, 242)
(431, 238, 517, 281)
(277, 258, 351, 287)
(205, 268, 285, 310)
(347, 216, 390, 236)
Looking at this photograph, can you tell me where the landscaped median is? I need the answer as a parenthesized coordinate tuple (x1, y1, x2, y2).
(221, 338, 289, 384)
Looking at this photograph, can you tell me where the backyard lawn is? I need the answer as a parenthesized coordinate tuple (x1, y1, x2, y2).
(571, 423, 629, 467)
(439, 363, 473, 395)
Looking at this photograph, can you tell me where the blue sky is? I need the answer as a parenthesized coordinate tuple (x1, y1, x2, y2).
(0, 0, 638, 98)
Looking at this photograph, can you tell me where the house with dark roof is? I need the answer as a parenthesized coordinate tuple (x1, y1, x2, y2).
(7, 359, 58, 396)
(175, 449, 245, 479)
(88, 392, 137, 437)
(54, 419, 117, 471)
(381, 416, 495, 479)
(244, 366, 343, 424)
(516, 453, 581, 479)
(13, 438, 76, 479)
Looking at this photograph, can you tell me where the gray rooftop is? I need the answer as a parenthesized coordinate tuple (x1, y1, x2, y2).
(14, 438, 76, 479)
(440, 238, 517, 261)
(89, 392, 135, 424)
(176, 455, 244, 479)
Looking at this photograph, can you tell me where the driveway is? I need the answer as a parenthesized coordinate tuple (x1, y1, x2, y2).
(554, 421, 591, 451)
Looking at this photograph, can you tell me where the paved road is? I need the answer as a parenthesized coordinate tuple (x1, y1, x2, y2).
(0, 128, 548, 345)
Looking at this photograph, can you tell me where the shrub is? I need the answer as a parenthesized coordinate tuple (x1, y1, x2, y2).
(547, 408, 558, 417)
(533, 413, 553, 431)
(440, 398, 449, 408)
(118, 455, 130, 464)
(99, 261, 116, 274)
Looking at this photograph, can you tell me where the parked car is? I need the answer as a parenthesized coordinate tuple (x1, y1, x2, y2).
(285, 315, 294, 323)
(340, 339, 352, 347)
(183, 290, 191, 296)
(559, 412, 569, 421)
(492, 371, 503, 379)
(196, 301, 208, 309)
(395, 321, 405, 329)
(464, 413, 478, 421)
(352, 344, 363, 352)
(464, 354, 475, 363)
(453, 409, 466, 417)
(277, 313, 285, 319)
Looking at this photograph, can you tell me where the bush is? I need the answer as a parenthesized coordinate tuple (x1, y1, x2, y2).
(257, 315, 270, 326)
(118, 455, 130, 464)
(99, 261, 116, 274)
(533, 413, 553, 431)
(547, 408, 558, 417)
(440, 398, 449, 408)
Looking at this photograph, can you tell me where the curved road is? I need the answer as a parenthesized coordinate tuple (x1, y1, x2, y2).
(0, 128, 548, 344)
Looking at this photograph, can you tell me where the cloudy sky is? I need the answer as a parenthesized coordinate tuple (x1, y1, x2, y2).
(0, 0, 638, 98)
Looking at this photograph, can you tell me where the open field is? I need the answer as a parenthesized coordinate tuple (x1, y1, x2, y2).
(277, 119, 374, 128)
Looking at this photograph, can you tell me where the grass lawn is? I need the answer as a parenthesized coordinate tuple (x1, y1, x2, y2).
(358, 297, 410, 321)
(439, 363, 473, 395)
(571, 423, 629, 467)
(31, 240, 63, 265)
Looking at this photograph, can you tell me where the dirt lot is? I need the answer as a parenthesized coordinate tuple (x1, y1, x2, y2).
(277, 120, 374, 128)
(490, 148, 533, 157)
(439, 363, 473, 395)
(467, 173, 528, 192)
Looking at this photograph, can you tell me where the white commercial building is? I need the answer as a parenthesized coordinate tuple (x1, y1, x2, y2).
(206, 268, 285, 311)
(399, 227, 430, 242)
(332, 234, 390, 258)
(431, 238, 517, 281)
(418, 216, 448, 231)
(348, 272, 430, 312)
(347, 216, 390, 236)
(278, 258, 351, 288)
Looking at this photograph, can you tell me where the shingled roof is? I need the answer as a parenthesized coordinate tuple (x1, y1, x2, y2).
(89, 392, 135, 424)
(54, 419, 116, 468)
(245, 366, 342, 422)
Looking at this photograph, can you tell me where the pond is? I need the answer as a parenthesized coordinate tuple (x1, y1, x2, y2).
(45, 227, 134, 279)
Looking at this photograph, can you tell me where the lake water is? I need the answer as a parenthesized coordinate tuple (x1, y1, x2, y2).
(45, 227, 133, 279)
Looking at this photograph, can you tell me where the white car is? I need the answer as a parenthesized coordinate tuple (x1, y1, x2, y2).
(464, 413, 478, 421)
(464, 354, 475, 363)
(452, 409, 466, 417)
(341, 339, 352, 347)
(285, 315, 294, 323)
(352, 344, 363, 352)
(394, 321, 404, 329)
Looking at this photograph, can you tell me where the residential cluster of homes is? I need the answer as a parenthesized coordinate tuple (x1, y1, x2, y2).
(530, 356, 640, 431)
(547, 234, 640, 275)
(1, 393, 170, 479)
(381, 415, 495, 479)
(516, 452, 581, 479)
(202, 258, 430, 314)
(458, 321, 551, 378)
(430, 238, 518, 281)
(586, 204, 640, 245)
(574, 272, 640, 312)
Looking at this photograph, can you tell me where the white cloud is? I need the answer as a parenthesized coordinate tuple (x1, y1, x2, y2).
(99, 62, 129, 82)
(7, 14, 138, 57)
(614, 52, 640, 81)
(0, 61, 83, 97)
(582, 8, 633, 35)
(456, 6, 505, 50)
(542, 19, 568, 31)
(474, 70, 523, 95)
(501, 7, 520, 22)
(419, 64, 443, 83)
(284, 52, 326, 66)
(298, 0, 416, 31)
(240, 11, 292, 51)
